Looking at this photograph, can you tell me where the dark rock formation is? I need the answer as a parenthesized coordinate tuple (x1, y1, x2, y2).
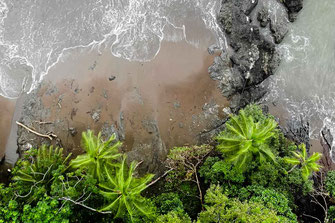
(282, 0, 304, 22)
(209, 0, 303, 111)
(321, 127, 335, 170)
(281, 117, 310, 150)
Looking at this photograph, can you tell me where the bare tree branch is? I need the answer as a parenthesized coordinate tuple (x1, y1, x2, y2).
(16, 121, 57, 140)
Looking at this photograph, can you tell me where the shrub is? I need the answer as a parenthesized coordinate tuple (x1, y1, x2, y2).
(326, 171, 335, 197)
(0, 196, 72, 223)
(237, 185, 297, 222)
(153, 192, 184, 215)
(197, 185, 287, 223)
(155, 210, 191, 223)
(199, 157, 245, 185)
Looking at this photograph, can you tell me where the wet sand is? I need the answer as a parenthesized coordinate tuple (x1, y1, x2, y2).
(4, 40, 228, 169)
(0, 97, 16, 160)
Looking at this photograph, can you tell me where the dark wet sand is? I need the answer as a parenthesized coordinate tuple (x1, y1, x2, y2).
(0, 97, 16, 160)
(4, 40, 228, 162)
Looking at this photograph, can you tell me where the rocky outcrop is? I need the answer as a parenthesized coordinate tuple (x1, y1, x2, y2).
(209, 0, 303, 111)
(282, 0, 304, 22)
(321, 127, 335, 170)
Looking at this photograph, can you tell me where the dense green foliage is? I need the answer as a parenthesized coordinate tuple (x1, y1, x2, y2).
(0, 105, 326, 222)
(0, 131, 154, 222)
(326, 171, 335, 197)
(237, 185, 297, 221)
(197, 185, 287, 223)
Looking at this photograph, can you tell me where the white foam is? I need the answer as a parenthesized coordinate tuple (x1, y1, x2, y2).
(0, 0, 225, 98)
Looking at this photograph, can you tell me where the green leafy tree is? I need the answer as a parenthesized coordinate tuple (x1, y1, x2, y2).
(155, 210, 191, 223)
(237, 185, 297, 222)
(153, 192, 184, 215)
(216, 108, 277, 170)
(166, 145, 212, 205)
(70, 130, 122, 181)
(197, 184, 286, 223)
(284, 144, 322, 180)
(98, 155, 155, 222)
(326, 171, 335, 197)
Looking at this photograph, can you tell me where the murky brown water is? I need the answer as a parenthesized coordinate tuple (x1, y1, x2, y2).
(2, 40, 228, 165)
(0, 97, 16, 159)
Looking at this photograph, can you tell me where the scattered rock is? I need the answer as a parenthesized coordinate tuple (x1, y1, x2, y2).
(257, 8, 270, 27)
(173, 101, 181, 109)
(281, 0, 304, 22)
(89, 86, 95, 93)
(101, 123, 122, 142)
(91, 109, 101, 122)
(208, 44, 222, 55)
(68, 127, 77, 137)
(109, 75, 116, 81)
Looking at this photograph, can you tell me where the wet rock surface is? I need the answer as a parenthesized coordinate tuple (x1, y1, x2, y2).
(281, 117, 310, 150)
(209, 0, 303, 111)
(321, 127, 335, 170)
(282, 0, 304, 22)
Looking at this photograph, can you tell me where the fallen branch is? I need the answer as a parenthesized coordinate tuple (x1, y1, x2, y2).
(146, 168, 173, 188)
(34, 121, 53, 125)
(16, 121, 56, 140)
(59, 197, 112, 214)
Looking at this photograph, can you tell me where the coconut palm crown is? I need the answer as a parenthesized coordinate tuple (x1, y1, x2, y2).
(284, 143, 322, 180)
(13, 145, 71, 184)
(99, 155, 155, 221)
(215, 109, 277, 170)
(70, 130, 122, 181)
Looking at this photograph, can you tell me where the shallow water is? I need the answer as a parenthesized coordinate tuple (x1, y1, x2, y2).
(0, 0, 224, 98)
(263, 0, 335, 152)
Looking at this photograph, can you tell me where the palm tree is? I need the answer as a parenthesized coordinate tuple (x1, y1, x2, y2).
(284, 143, 322, 180)
(13, 145, 71, 184)
(215, 109, 277, 170)
(99, 155, 155, 221)
(70, 130, 122, 181)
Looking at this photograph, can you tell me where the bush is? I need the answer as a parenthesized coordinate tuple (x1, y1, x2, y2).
(153, 193, 184, 215)
(0, 196, 72, 223)
(326, 170, 335, 197)
(199, 157, 245, 185)
(197, 185, 288, 223)
(237, 185, 297, 222)
(155, 210, 191, 223)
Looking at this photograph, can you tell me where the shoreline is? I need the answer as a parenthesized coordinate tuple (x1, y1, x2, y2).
(4, 40, 228, 173)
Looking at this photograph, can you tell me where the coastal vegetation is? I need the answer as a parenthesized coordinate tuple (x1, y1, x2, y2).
(0, 105, 331, 222)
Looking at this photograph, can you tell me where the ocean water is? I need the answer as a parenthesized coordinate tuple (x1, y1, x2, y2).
(263, 0, 335, 154)
(0, 0, 224, 99)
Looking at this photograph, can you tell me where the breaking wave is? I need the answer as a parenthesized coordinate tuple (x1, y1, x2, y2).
(0, 0, 224, 98)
